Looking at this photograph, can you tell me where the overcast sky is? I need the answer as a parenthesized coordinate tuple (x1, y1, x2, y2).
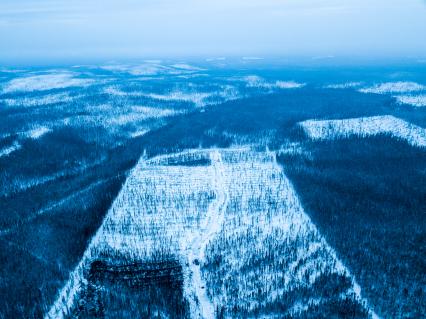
(1, 0, 426, 64)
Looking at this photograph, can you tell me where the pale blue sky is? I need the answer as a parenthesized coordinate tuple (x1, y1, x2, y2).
(1, 0, 426, 63)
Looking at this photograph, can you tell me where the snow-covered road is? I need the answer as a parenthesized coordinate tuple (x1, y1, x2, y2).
(183, 150, 228, 319)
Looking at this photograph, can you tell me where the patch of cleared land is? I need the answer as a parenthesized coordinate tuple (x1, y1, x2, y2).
(46, 148, 378, 319)
(299, 115, 426, 148)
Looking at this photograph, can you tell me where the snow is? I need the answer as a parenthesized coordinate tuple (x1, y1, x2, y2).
(176, 73, 209, 79)
(324, 82, 363, 89)
(1, 93, 73, 107)
(142, 91, 212, 107)
(108, 107, 184, 125)
(0, 141, 21, 158)
(45, 150, 216, 319)
(182, 150, 228, 319)
(217, 84, 240, 101)
(131, 105, 179, 118)
(104, 83, 240, 107)
(171, 63, 205, 71)
(243, 75, 305, 89)
(24, 126, 51, 139)
(243, 75, 265, 87)
(202, 149, 379, 318)
(103, 86, 135, 96)
(275, 80, 305, 89)
(100, 64, 166, 76)
(55, 95, 185, 138)
(395, 94, 426, 107)
(2, 73, 94, 93)
(130, 129, 150, 138)
(299, 115, 426, 148)
(105, 86, 212, 107)
(359, 81, 425, 94)
(46, 147, 379, 319)
(101, 62, 204, 76)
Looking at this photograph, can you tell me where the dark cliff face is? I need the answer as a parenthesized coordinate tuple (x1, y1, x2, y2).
(72, 259, 188, 319)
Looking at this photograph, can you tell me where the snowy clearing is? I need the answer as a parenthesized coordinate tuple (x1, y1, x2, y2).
(1, 92, 73, 107)
(46, 147, 378, 319)
(171, 63, 205, 71)
(2, 73, 94, 93)
(101, 62, 204, 76)
(142, 91, 212, 107)
(0, 141, 21, 158)
(23, 126, 51, 139)
(299, 115, 426, 148)
(395, 94, 426, 107)
(324, 82, 363, 89)
(202, 149, 378, 318)
(100, 64, 167, 76)
(243, 75, 305, 89)
(359, 82, 425, 94)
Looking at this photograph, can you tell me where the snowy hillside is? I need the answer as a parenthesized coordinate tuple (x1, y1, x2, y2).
(298, 115, 426, 148)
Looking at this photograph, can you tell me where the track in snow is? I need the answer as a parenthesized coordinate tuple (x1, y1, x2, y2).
(183, 150, 228, 319)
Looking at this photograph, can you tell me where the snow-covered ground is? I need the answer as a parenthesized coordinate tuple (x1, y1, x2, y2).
(100, 62, 205, 76)
(299, 115, 426, 148)
(171, 63, 206, 71)
(182, 150, 228, 319)
(46, 147, 378, 319)
(45, 149, 216, 319)
(2, 72, 95, 93)
(323, 81, 426, 108)
(242, 75, 305, 90)
(106, 106, 185, 124)
(359, 81, 425, 94)
(1, 92, 74, 107)
(100, 64, 166, 76)
(0, 141, 21, 158)
(22, 126, 51, 139)
(324, 82, 363, 89)
(141, 91, 212, 107)
(202, 149, 378, 318)
(104, 84, 240, 108)
(0, 126, 51, 161)
(395, 94, 426, 107)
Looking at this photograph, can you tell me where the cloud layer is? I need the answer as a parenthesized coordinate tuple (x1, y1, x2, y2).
(1, 0, 426, 63)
